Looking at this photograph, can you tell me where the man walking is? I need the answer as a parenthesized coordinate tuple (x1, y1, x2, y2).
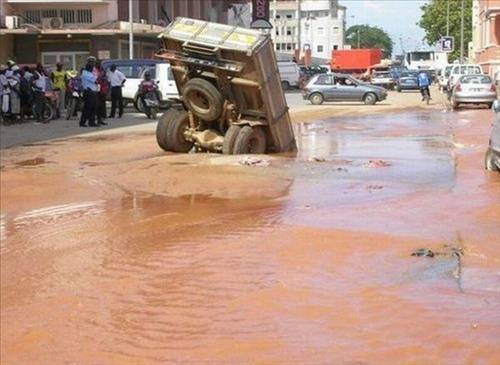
(107, 64, 126, 118)
(50, 63, 67, 119)
(417, 70, 431, 102)
(80, 63, 98, 127)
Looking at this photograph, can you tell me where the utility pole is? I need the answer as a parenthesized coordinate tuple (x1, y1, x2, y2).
(297, 0, 301, 59)
(128, 0, 134, 60)
(446, 0, 450, 36)
(357, 28, 360, 48)
(460, 0, 464, 62)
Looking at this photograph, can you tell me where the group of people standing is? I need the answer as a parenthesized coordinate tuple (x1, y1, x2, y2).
(0, 56, 127, 126)
(78, 57, 126, 127)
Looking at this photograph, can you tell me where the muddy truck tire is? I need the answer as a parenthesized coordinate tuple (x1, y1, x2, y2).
(166, 110, 194, 152)
(156, 109, 181, 151)
(485, 148, 499, 171)
(222, 125, 242, 154)
(233, 126, 267, 154)
(183, 78, 223, 122)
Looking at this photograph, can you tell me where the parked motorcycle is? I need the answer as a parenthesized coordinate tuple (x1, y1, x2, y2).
(66, 76, 83, 120)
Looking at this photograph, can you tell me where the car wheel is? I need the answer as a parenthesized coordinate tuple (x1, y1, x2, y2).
(182, 78, 223, 122)
(485, 147, 500, 171)
(487, 102, 493, 109)
(222, 124, 242, 155)
(281, 80, 290, 91)
(309, 93, 324, 105)
(363, 92, 377, 105)
(232, 126, 266, 154)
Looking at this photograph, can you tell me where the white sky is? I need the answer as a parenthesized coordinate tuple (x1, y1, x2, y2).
(340, 0, 429, 55)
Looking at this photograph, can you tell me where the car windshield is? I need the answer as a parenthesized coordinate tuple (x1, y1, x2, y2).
(401, 72, 418, 78)
(444, 66, 453, 76)
(460, 75, 491, 84)
(373, 72, 390, 77)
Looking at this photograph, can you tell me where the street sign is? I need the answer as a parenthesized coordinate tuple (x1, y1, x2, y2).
(250, 0, 272, 29)
(440, 36, 454, 53)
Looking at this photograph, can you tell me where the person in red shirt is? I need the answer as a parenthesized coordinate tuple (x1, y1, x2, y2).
(94, 60, 108, 126)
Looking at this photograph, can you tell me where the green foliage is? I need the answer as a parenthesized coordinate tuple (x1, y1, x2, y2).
(419, 0, 473, 61)
(346, 25, 393, 58)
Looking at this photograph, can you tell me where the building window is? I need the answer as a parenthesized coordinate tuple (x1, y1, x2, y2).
(286, 43, 292, 50)
(317, 26, 324, 35)
(76, 9, 92, 23)
(286, 27, 292, 36)
(317, 45, 324, 53)
(276, 14, 281, 19)
(60, 9, 75, 24)
(24, 10, 41, 24)
(42, 9, 58, 18)
(276, 43, 281, 51)
(286, 14, 292, 19)
(276, 28, 279, 36)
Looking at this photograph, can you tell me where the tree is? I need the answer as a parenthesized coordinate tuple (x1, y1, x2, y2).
(345, 25, 393, 58)
(419, 0, 473, 62)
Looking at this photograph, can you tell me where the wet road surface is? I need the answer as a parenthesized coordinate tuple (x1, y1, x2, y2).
(1, 109, 499, 364)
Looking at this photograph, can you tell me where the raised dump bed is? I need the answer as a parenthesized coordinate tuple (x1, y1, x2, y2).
(155, 17, 296, 154)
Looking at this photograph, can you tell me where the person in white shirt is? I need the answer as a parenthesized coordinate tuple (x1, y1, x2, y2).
(31, 63, 49, 123)
(107, 64, 126, 118)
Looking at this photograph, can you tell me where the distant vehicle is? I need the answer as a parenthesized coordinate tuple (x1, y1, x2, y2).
(404, 50, 448, 72)
(447, 64, 483, 90)
(298, 65, 327, 88)
(396, 71, 419, 92)
(390, 66, 408, 80)
(371, 71, 395, 89)
(485, 100, 500, 171)
(450, 74, 497, 110)
(438, 64, 454, 91)
(330, 49, 382, 74)
(277, 61, 300, 90)
(101, 59, 164, 106)
(302, 73, 387, 105)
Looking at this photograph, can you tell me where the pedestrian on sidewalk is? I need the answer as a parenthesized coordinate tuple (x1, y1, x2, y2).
(95, 60, 108, 126)
(79, 63, 98, 127)
(107, 64, 126, 118)
(32, 64, 49, 123)
(50, 63, 67, 119)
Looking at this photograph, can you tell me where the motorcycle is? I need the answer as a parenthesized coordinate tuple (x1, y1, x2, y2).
(137, 81, 160, 119)
(66, 76, 83, 120)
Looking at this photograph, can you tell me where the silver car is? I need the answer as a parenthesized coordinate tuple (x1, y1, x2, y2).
(371, 71, 395, 90)
(451, 74, 497, 110)
(302, 73, 387, 105)
(486, 100, 500, 171)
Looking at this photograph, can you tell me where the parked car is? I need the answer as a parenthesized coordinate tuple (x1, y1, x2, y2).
(485, 100, 500, 171)
(303, 73, 387, 105)
(438, 64, 453, 91)
(447, 64, 483, 91)
(137, 63, 179, 110)
(370, 71, 395, 90)
(278, 61, 300, 90)
(101, 59, 164, 106)
(396, 71, 420, 92)
(450, 74, 497, 110)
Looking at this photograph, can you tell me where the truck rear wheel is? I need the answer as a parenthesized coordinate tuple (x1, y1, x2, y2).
(485, 148, 499, 171)
(156, 109, 180, 151)
(233, 126, 266, 154)
(166, 110, 194, 153)
(222, 125, 242, 154)
(183, 78, 223, 122)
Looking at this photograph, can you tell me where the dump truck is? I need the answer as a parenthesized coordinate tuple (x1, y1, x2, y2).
(155, 17, 296, 154)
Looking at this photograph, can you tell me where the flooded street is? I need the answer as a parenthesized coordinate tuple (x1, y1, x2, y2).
(1, 109, 499, 364)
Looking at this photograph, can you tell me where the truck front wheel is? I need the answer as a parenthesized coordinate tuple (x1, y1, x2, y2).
(166, 111, 194, 153)
(233, 126, 266, 154)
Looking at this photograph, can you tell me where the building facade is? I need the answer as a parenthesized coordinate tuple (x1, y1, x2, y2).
(0, 0, 231, 69)
(472, 0, 500, 76)
(270, 0, 345, 62)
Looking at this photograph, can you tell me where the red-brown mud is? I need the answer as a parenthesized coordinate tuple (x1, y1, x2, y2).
(1, 109, 499, 364)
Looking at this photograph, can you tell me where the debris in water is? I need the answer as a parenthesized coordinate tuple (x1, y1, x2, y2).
(366, 159, 391, 168)
(239, 156, 270, 167)
(309, 156, 327, 162)
(336, 167, 348, 172)
(411, 248, 435, 257)
(367, 184, 383, 192)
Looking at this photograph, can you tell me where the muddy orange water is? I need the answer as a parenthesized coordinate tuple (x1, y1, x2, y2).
(1, 110, 499, 364)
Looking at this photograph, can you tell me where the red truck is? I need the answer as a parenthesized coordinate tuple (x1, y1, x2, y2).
(330, 49, 382, 75)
